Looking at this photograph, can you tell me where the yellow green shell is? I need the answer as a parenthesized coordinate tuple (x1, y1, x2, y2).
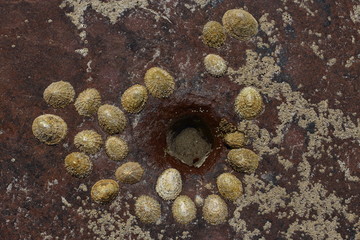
(121, 84, 148, 113)
(43, 81, 75, 108)
(172, 195, 197, 225)
(115, 162, 144, 184)
(155, 168, 182, 201)
(227, 148, 259, 174)
(202, 194, 228, 225)
(234, 86, 264, 119)
(91, 179, 119, 204)
(64, 152, 92, 178)
(105, 136, 129, 161)
(32, 114, 67, 145)
(222, 9, 258, 40)
(74, 88, 101, 116)
(74, 130, 103, 155)
(204, 54, 228, 77)
(202, 21, 226, 48)
(223, 131, 246, 148)
(216, 173, 243, 201)
(144, 67, 175, 98)
(135, 195, 161, 224)
(97, 104, 127, 135)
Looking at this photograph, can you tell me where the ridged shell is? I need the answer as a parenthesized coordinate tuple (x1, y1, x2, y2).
(91, 179, 119, 204)
(97, 104, 127, 135)
(43, 81, 75, 108)
(115, 162, 144, 184)
(216, 173, 243, 201)
(74, 88, 101, 116)
(222, 9, 258, 40)
(172, 195, 197, 225)
(105, 136, 129, 161)
(202, 194, 228, 225)
(121, 84, 148, 113)
(227, 148, 259, 174)
(234, 86, 264, 119)
(144, 67, 175, 98)
(204, 54, 228, 77)
(64, 152, 92, 178)
(202, 21, 226, 48)
(32, 114, 67, 145)
(135, 195, 161, 224)
(155, 168, 182, 201)
(74, 130, 103, 154)
(223, 131, 246, 148)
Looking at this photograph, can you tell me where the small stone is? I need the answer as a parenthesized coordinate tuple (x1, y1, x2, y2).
(216, 173, 243, 201)
(202, 21, 226, 48)
(74, 88, 101, 116)
(91, 179, 119, 204)
(234, 86, 264, 119)
(74, 130, 103, 155)
(43, 81, 75, 108)
(121, 84, 148, 113)
(172, 195, 197, 225)
(227, 148, 259, 174)
(156, 168, 182, 201)
(223, 131, 246, 148)
(64, 152, 92, 178)
(115, 162, 144, 184)
(105, 136, 129, 161)
(144, 67, 175, 98)
(135, 195, 161, 224)
(32, 114, 67, 145)
(202, 194, 228, 225)
(204, 54, 228, 77)
(222, 9, 258, 40)
(97, 104, 127, 135)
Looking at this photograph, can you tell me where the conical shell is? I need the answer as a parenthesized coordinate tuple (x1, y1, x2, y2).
(32, 114, 67, 145)
(202, 194, 228, 225)
(74, 130, 103, 154)
(144, 67, 175, 98)
(204, 54, 227, 77)
(91, 179, 119, 204)
(223, 131, 246, 148)
(227, 148, 259, 174)
(202, 21, 226, 48)
(172, 195, 197, 225)
(97, 104, 127, 135)
(121, 84, 148, 113)
(216, 173, 243, 201)
(155, 168, 182, 201)
(105, 136, 129, 161)
(222, 9, 258, 40)
(74, 88, 101, 116)
(43, 81, 75, 108)
(234, 86, 264, 119)
(115, 162, 144, 184)
(64, 152, 92, 178)
(135, 195, 161, 224)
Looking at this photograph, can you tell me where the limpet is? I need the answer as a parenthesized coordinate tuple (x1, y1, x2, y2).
(216, 173, 243, 201)
(234, 86, 264, 119)
(43, 81, 75, 108)
(97, 104, 127, 135)
(32, 114, 67, 145)
(121, 84, 148, 113)
(204, 54, 228, 77)
(155, 168, 182, 201)
(105, 136, 129, 161)
(222, 9, 258, 40)
(144, 67, 175, 98)
(74, 88, 101, 116)
(202, 194, 228, 225)
(74, 130, 103, 155)
(115, 162, 144, 184)
(172, 195, 197, 225)
(227, 148, 259, 174)
(91, 179, 119, 204)
(64, 152, 92, 178)
(202, 21, 226, 48)
(135, 195, 161, 224)
(223, 131, 246, 148)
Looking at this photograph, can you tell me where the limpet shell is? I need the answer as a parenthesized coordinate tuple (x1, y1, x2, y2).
(97, 104, 127, 135)
(91, 179, 119, 204)
(32, 114, 67, 145)
(202, 21, 226, 48)
(74, 130, 103, 155)
(115, 162, 144, 184)
(43, 81, 75, 108)
(121, 84, 148, 113)
(216, 173, 243, 201)
(64, 152, 92, 178)
(202, 194, 228, 225)
(135, 195, 161, 224)
(227, 148, 259, 174)
(155, 168, 182, 201)
(74, 88, 101, 116)
(223, 131, 246, 148)
(144, 67, 175, 98)
(222, 9, 258, 40)
(105, 136, 128, 161)
(234, 86, 264, 119)
(204, 54, 228, 77)
(172, 195, 197, 225)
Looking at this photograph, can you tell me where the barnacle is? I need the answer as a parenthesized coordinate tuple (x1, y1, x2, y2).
(32, 114, 67, 145)
(43, 81, 75, 108)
